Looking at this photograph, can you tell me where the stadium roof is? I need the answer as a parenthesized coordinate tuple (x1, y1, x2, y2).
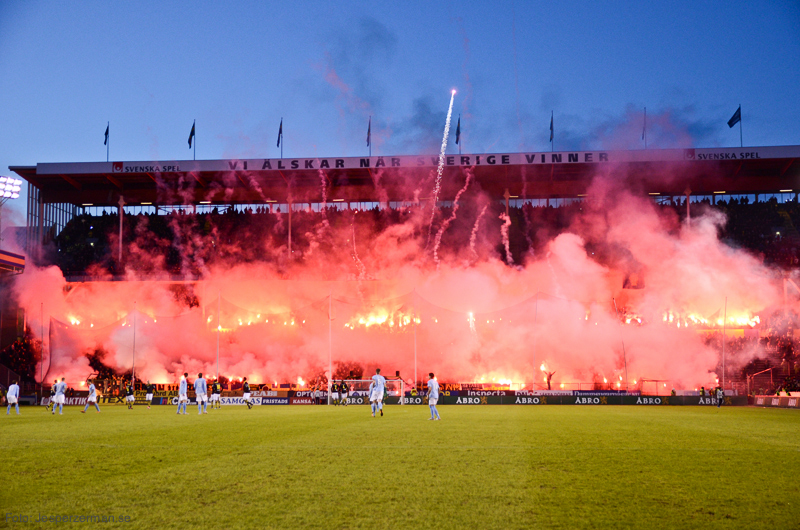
(0, 249, 24, 274)
(10, 145, 800, 206)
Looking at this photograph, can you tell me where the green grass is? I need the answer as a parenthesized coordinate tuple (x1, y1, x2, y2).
(2, 404, 799, 529)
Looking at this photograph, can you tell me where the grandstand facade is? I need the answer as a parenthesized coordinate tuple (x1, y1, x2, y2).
(11, 145, 800, 263)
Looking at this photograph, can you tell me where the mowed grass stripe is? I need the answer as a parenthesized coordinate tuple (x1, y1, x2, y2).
(2, 405, 798, 529)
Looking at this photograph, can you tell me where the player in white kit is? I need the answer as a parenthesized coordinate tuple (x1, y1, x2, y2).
(194, 373, 208, 414)
(81, 379, 101, 413)
(177, 373, 188, 414)
(368, 368, 387, 417)
(6, 380, 19, 415)
(52, 377, 66, 415)
(427, 373, 441, 420)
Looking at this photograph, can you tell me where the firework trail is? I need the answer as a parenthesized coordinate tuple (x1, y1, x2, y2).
(499, 212, 513, 266)
(433, 167, 474, 270)
(469, 203, 488, 260)
(318, 168, 330, 229)
(427, 90, 457, 249)
(350, 213, 367, 300)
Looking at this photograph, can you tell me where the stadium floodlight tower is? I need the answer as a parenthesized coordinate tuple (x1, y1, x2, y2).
(0, 176, 22, 246)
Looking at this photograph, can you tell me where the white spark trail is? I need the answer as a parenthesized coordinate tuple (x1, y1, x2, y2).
(318, 169, 330, 229)
(469, 203, 488, 260)
(499, 212, 513, 266)
(427, 91, 456, 248)
(351, 216, 367, 301)
(433, 167, 474, 270)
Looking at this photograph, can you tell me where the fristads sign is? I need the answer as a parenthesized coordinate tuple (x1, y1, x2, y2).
(34, 146, 800, 176)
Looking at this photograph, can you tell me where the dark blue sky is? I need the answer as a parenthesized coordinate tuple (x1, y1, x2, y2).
(1, 0, 798, 217)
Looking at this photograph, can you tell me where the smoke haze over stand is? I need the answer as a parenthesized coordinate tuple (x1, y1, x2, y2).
(9, 158, 790, 391)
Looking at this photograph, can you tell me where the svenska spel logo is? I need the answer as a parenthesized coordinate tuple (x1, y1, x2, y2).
(684, 149, 695, 160)
(112, 162, 123, 172)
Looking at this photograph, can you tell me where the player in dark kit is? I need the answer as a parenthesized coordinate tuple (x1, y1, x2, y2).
(125, 381, 135, 409)
(242, 378, 253, 409)
(145, 381, 155, 409)
(340, 380, 349, 406)
(211, 380, 221, 409)
(331, 381, 340, 406)
(45, 379, 57, 412)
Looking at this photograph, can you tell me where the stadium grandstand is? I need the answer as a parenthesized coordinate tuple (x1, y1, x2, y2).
(9, 145, 800, 267)
(5, 145, 800, 398)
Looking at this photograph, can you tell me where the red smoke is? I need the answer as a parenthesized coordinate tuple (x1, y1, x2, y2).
(10, 160, 787, 392)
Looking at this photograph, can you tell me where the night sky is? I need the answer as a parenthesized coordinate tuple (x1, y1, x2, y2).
(1, 0, 798, 219)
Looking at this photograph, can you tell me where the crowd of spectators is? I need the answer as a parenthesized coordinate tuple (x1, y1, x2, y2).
(0, 335, 39, 380)
(777, 374, 800, 393)
(2, 195, 790, 388)
(50, 195, 800, 276)
(660, 196, 800, 268)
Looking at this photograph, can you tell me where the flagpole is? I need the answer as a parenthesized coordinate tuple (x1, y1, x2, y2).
(368, 116, 372, 158)
(40, 302, 44, 399)
(550, 110, 554, 153)
(612, 298, 629, 391)
(532, 292, 538, 390)
(216, 291, 220, 381)
(328, 288, 332, 405)
(738, 104, 743, 148)
(107, 121, 109, 162)
(722, 296, 727, 389)
(188, 120, 196, 160)
(132, 301, 136, 385)
(413, 288, 417, 391)
(644, 107, 648, 150)
(117, 195, 125, 263)
(458, 114, 462, 155)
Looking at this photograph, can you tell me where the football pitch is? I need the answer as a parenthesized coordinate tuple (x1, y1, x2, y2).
(2, 404, 799, 529)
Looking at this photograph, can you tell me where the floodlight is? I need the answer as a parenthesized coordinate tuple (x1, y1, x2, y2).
(0, 176, 22, 203)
